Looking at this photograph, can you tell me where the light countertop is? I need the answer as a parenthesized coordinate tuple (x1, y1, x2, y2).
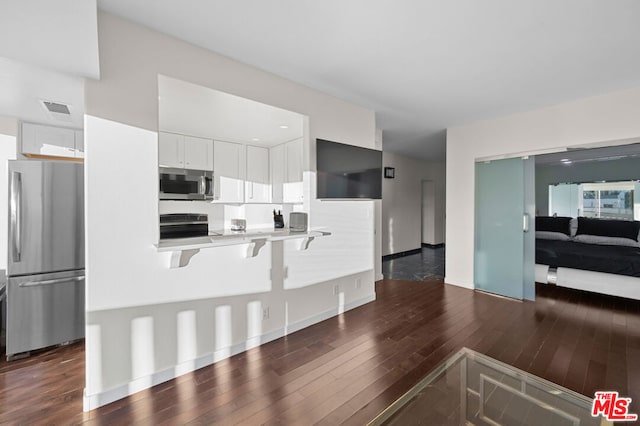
(155, 227, 331, 252)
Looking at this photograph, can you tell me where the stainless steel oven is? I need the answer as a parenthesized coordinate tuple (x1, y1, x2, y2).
(160, 213, 209, 239)
(159, 168, 214, 201)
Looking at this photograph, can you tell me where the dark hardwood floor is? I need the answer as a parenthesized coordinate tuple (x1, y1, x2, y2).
(1, 279, 639, 425)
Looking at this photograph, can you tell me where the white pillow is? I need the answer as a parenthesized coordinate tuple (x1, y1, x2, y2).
(536, 231, 571, 241)
(573, 234, 640, 248)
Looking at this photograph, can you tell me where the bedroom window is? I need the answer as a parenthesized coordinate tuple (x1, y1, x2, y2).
(582, 184, 634, 220)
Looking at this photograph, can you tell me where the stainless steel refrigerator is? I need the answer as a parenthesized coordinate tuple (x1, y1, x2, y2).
(5, 160, 84, 359)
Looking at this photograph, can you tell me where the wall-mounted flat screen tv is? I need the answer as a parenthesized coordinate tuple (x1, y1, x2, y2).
(316, 139, 382, 199)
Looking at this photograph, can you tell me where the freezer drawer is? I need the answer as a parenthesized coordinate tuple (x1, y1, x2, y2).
(6, 270, 84, 357)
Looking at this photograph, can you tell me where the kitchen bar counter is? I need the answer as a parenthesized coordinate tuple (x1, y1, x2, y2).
(155, 228, 331, 268)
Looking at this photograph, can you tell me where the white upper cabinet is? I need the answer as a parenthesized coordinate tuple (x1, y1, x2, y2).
(213, 140, 245, 202)
(158, 132, 213, 171)
(184, 135, 213, 171)
(158, 132, 185, 168)
(270, 138, 304, 204)
(270, 144, 285, 203)
(21, 122, 83, 159)
(283, 138, 304, 203)
(245, 145, 270, 203)
(74, 130, 84, 158)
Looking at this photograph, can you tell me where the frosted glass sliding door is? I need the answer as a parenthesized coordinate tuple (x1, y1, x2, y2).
(475, 157, 534, 300)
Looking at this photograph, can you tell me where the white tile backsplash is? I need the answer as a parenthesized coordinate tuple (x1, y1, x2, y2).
(159, 200, 304, 231)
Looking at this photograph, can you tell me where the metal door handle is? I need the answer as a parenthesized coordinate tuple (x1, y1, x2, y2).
(249, 182, 254, 199)
(19, 275, 85, 287)
(11, 171, 21, 262)
(523, 213, 530, 232)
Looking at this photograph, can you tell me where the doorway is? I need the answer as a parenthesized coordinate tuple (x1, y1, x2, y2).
(421, 181, 436, 245)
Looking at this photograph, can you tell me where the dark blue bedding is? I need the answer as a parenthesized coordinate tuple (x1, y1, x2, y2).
(536, 239, 640, 278)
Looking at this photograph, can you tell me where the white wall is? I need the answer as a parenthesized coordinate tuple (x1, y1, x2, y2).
(83, 12, 377, 409)
(381, 152, 445, 256)
(446, 86, 640, 288)
(0, 116, 17, 137)
(374, 129, 383, 280)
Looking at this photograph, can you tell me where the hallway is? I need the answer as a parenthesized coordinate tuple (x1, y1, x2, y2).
(382, 246, 445, 281)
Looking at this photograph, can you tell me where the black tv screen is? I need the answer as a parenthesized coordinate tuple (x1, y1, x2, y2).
(316, 139, 382, 199)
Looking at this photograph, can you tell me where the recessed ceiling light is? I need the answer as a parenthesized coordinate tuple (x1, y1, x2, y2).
(279, 125, 289, 129)
(560, 158, 570, 162)
(562, 160, 572, 165)
(252, 138, 260, 142)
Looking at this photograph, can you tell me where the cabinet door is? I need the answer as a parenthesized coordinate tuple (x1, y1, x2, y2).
(74, 130, 84, 158)
(246, 146, 270, 203)
(213, 140, 244, 202)
(284, 138, 304, 203)
(21, 123, 76, 158)
(270, 144, 285, 203)
(158, 132, 184, 168)
(184, 136, 213, 171)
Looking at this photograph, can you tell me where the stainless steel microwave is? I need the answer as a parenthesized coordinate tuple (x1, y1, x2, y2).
(159, 168, 214, 201)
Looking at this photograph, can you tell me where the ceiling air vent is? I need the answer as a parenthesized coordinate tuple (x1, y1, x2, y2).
(40, 100, 72, 122)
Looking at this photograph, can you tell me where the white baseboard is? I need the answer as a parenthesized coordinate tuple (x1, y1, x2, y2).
(444, 277, 474, 290)
(83, 293, 376, 412)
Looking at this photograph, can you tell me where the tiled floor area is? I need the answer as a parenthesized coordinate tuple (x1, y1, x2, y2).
(382, 246, 445, 281)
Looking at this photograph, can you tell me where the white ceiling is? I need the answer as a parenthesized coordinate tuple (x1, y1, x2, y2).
(0, 0, 99, 129)
(159, 75, 303, 146)
(0, 0, 100, 79)
(97, 0, 640, 161)
(0, 56, 85, 128)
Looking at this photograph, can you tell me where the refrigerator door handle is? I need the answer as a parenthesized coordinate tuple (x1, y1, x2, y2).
(10, 171, 22, 262)
(19, 275, 85, 288)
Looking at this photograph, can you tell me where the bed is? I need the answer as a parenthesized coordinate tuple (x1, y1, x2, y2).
(535, 216, 640, 300)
